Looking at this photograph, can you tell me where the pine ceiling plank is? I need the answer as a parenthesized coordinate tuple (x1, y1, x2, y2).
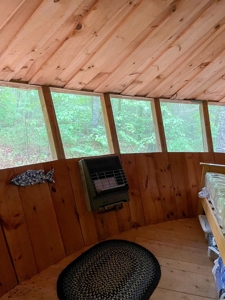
(197, 78, 225, 101)
(12, 0, 97, 82)
(0, 0, 44, 57)
(147, 22, 225, 99)
(93, 0, 213, 94)
(219, 96, 225, 103)
(0, 0, 84, 81)
(30, 0, 143, 86)
(176, 49, 225, 100)
(65, 0, 175, 90)
(0, 0, 26, 31)
(84, 1, 179, 90)
(123, 0, 225, 96)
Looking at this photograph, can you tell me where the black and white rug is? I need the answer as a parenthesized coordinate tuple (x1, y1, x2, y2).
(57, 239, 161, 300)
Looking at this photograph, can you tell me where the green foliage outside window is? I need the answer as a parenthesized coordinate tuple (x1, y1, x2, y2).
(1, 85, 225, 170)
(51, 92, 110, 158)
(208, 105, 225, 153)
(160, 101, 204, 152)
(111, 98, 158, 153)
(0, 87, 52, 169)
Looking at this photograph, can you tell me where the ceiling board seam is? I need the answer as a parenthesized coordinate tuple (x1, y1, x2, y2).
(64, 0, 147, 89)
(27, 0, 99, 85)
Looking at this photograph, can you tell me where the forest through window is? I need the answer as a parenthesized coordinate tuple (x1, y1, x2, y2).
(0, 86, 52, 169)
(51, 92, 110, 158)
(208, 105, 225, 153)
(0, 85, 225, 169)
(160, 101, 204, 152)
(111, 97, 158, 153)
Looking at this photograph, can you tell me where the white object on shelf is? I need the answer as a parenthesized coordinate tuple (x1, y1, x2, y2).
(198, 214, 212, 233)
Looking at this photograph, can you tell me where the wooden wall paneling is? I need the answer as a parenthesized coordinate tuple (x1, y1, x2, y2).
(200, 102, 214, 152)
(0, 223, 17, 297)
(184, 153, 202, 217)
(168, 153, 190, 218)
(114, 201, 132, 233)
(39, 86, 65, 160)
(214, 152, 225, 165)
(134, 154, 162, 225)
(151, 153, 178, 221)
(66, 159, 99, 246)
(114, 154, 133, 233)
(151, 98, 167, 152)
(43, 160, 84, 255)
(121, 154, 145, 228)
(144, 154, 164, 223)
(16, 164, 66, 272)
(101, 94, 120, 154)
(0, 168, 37, 282)
(93, 210, 120, 241)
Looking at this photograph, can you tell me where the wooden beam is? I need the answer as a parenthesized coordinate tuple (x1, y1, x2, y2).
(38, 86, 65, 159)
(200, 101, 214, 152)
(151, 98, 167, 152)
(100, 93, 120, 154)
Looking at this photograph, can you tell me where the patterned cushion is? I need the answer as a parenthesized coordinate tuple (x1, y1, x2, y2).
(57, 239, 161, 300)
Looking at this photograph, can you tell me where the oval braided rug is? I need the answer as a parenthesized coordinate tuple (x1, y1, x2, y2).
(57, 239, 161, 300)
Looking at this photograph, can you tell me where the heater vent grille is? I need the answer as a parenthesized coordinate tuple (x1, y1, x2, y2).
(78, 155, 129, 212)
(91, 169, 128, 193)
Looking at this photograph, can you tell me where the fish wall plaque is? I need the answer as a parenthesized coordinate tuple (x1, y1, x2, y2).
(11, 169, 54, 186)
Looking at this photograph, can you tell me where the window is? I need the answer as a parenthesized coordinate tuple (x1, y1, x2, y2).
(111, 97, 157, 153)
(160, 101, 204, 152)
(0, 86, 52, 169)
(208, 104, 225, 153)
(51, 91, 110, 158)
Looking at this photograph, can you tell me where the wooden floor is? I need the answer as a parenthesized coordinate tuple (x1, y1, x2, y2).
(0, 218, 218, 300)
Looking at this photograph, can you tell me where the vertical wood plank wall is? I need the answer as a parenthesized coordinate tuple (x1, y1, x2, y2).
(0, 152, 224, 296)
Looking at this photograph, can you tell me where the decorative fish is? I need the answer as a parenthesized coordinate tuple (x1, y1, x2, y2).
(11, 169, 55, 186)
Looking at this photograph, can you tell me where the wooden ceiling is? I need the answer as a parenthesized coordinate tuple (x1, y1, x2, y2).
(2, 0, 225, 102)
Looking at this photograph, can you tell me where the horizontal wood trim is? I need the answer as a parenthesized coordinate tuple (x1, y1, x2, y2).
(50, 87, 102, 97)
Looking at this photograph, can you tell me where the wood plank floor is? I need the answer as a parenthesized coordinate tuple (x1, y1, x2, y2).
(0, 218, 218, 299)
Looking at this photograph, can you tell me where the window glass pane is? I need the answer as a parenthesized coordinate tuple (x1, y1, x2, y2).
(111, 98, 158, 153)
(208, 105, 225, 153)
(160, 101, 204, 152)
(51, 92, 110, 158)
(0, 87, 52, 169)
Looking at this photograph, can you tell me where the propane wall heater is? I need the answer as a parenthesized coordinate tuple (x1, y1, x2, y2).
(78, 155, 129, 212)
